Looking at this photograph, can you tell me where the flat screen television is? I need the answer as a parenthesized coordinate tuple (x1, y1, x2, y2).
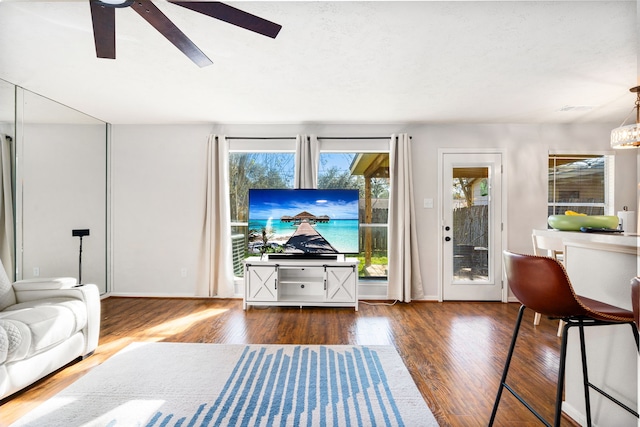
(248, 188, 360, 257)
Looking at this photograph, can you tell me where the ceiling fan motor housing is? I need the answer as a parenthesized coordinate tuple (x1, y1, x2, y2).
(95, 0, 135, 8)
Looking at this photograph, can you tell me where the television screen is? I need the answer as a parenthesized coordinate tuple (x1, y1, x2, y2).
(248, 189, 360, 255)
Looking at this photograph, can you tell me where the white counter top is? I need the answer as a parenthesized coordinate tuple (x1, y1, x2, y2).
(533, 228, 638, 254)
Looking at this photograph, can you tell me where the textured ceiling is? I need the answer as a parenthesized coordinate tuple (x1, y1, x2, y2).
(0, 1, 637, 124)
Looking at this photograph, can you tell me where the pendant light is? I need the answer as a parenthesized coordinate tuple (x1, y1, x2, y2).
(611, 86, 640, 148)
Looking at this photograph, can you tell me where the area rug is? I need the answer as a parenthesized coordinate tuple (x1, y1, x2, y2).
(11, 343, 439, 427)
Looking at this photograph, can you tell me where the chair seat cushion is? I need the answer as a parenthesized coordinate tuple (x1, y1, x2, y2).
(0, 298, 87, 363)
(577, 295, 634, 323)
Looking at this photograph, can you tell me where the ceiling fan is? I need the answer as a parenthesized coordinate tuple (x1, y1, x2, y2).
(89, 0, 282, 67)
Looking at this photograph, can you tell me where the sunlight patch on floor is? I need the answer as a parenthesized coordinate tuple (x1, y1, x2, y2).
(354, 316, 394, 345)
(448, 317, 493, 368)
(79, 400, 165, 427)
(144, 308, 229, 339)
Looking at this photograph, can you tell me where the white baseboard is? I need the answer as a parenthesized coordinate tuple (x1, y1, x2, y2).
(107, 292, 237, 299)
(561, 401, 587, 427)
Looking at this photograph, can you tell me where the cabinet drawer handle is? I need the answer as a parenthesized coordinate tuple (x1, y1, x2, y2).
(274, 278, 277, 290)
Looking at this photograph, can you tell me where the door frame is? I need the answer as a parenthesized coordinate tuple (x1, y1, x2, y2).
(437, 148, 508, 302)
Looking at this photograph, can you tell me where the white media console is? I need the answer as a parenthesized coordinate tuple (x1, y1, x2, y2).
(243, 255, 359, 310)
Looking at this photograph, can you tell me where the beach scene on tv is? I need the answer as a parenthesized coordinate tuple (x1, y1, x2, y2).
(248, 189, 360, 255)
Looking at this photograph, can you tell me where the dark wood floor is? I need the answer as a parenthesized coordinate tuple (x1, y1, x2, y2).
(0, 297, 580, 427)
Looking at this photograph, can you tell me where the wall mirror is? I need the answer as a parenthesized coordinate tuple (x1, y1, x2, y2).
(3, 82, 109, 293)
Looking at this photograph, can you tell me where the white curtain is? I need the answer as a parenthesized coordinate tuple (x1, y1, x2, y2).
(0, 136, 13, 280)
(205, 135, 234, 298)
(294, 134, 319, 189)
(387, 133, 424, 302)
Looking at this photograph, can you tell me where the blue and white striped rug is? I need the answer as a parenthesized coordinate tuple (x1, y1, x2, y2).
(11, 343, 439, 427)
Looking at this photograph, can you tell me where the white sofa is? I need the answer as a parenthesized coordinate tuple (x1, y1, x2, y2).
(0, 261, 100, 400)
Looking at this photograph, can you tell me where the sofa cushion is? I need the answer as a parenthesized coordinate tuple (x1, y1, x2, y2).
(0, 319, 25, 363)
(0, 325, 7, 364)
(0, 264, 16, 311)
(0, 298, 87, 363)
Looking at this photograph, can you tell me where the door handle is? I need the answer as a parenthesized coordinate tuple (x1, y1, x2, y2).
(445, 236, 451, 242)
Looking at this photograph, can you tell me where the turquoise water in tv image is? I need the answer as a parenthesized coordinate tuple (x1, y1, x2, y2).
(248, 219, 359, 253)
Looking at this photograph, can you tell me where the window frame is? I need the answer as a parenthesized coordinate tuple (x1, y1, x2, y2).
(228, 138, 391, 285)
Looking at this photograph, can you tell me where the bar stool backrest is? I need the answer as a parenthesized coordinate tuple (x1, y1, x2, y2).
(531, 233, 564, 261)
(632, 277, 640, 330)
(503, 250, 587, 318)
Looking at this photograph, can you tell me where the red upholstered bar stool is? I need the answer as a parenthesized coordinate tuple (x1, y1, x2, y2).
(632, 277, 640, 335)
(489, 251, 639, 427)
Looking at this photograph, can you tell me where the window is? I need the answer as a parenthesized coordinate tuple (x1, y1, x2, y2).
(229, 151, 295, 276)
(548, 154, 614, 216)
(318, 152, 389, 280)
(228, 138, 390, 282)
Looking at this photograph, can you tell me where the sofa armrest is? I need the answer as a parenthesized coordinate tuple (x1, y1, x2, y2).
(14, 281, 92, 304)
(74, 284, 101, 355)
(13, 283, 101, 356)
(13, 277, 77, 292)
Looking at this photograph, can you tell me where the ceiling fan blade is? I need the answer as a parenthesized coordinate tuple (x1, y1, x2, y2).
(169, 1, 281, 39)
(131, 0, 213, 67)
(89, 0, 116, 59)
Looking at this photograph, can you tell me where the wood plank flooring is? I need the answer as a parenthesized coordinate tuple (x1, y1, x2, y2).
(0, 297, 581, 427)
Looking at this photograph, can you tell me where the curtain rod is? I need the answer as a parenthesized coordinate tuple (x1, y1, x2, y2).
(318, 136, 395, 140)
(319, 136, 411, 140)
(225, 136, 409, 140)
(225, 136, 297, 140)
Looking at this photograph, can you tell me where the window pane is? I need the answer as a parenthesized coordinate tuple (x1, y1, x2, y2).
(230, 152, 294, 277)
(230, 152, 294, 223)
(548, 156, 607, 216)
(318, 153, 361, 188)
(547, 205, 605, 216)
(452, 168, 489, 281)
(319, 152, 389, 280)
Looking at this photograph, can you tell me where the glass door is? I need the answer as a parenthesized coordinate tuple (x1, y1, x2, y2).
(442, 153, 503, 301)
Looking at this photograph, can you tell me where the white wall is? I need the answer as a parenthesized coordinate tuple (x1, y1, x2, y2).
(0, 124, 13, 137)
(408, 124, 560, 299)
(407, 123, 637, 299)
(107, 122, 637, 299)
(110, 125, 212, 296)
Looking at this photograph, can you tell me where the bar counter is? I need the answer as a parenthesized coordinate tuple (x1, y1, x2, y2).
(532, 229, 639, 426)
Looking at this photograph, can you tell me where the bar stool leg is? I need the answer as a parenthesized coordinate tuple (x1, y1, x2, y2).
(534, 312, 542, 325)
(554, 319, 571, 426)
(489, 304, 527, 426)
(578, 321, 593, 427)
(560, 320, 639, 426)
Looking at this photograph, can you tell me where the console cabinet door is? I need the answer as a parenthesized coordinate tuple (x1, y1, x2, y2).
(325, 266, 356, 302)
(246, 265, 278, 301)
